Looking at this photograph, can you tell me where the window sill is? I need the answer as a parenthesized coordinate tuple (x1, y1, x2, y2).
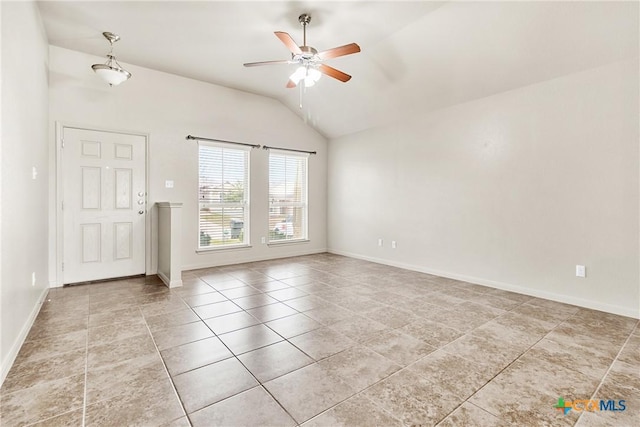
(196, 244, 252, 254)
(267, 239, 310, 247)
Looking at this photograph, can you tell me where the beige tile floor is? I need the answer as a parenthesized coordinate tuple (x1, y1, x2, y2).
(1, 253, 638, 426)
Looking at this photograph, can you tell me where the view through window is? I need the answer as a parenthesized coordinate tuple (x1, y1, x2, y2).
(198, 144, 249, 248)
(269, 152, 308, 242)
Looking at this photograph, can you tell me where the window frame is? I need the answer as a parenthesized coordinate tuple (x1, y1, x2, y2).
(197, 142, 250, 251)
(268, 150, 309, 244)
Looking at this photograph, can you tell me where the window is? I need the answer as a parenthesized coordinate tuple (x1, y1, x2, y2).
(269, 152, 308, 242)
(198, 144, 249, 249)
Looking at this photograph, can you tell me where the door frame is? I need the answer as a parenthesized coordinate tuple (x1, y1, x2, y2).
(53, 122, 151, 286)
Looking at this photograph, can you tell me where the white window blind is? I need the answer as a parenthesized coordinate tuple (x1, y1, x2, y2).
(198, 144, 249, 249)
(269, 152, 308, 242)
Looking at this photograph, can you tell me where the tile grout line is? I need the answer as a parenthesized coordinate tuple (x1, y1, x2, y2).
(139, 305, 192, 427)
(428, 306, 579, 423)
(177, 273, 394, 424)
(14, 293, 91, 426)
(576, 319, 640, 426)
(191, 270, 528, 425)
(13, 257, 632, 427)
(175, 285, 303, 424)
(454, 307, 627, 424)
(302, 384, 404, 427)
(171, 273, 563, 424)
(81, 306, 89, 427)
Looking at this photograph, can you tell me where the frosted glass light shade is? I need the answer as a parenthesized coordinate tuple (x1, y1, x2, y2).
(289, 65, 321, 87)
(307, 68, 321, 81)
(290, 66, 307, 85)
(92, 64, 131, 86)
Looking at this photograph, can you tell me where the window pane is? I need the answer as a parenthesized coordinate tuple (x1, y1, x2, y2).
(199, 144, 248, 248)
(200, 206, 245, 247)
(269, 152, 307, 242)
(269, 155, 307, 203)
(269, 206, 305, 241)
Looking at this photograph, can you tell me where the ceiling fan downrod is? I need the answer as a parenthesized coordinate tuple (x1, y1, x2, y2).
(299, 13, 311, 47)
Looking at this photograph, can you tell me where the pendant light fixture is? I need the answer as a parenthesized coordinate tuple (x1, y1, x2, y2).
(91, 32, 132, 86)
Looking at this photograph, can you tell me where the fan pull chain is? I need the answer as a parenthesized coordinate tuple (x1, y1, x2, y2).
(299, 82, 304, 109)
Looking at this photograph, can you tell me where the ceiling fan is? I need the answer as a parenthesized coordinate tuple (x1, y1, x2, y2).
(243, 14, 361, 88)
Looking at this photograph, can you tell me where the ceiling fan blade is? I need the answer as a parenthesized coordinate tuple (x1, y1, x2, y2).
(318, 64, 352, 82)
(318, 43, 361, 60)
(274, 31, 302, 55)
(286, 79, 297, 88)
(243, 60, 292, 67)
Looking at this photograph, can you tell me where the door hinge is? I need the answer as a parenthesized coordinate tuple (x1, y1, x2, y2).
(61, 138, 65, 149)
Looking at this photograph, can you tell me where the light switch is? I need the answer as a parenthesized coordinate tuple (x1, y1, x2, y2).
(576, 265, 586, 278)
(165, 180, 174, 188)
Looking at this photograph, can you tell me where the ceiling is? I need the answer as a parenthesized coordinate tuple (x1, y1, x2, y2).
(38, 1, 639, 139)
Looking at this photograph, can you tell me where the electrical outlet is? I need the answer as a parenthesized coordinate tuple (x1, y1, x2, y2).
(165, 180, 174, 188)
(576, 265, 586, 278)
(32, 167, 38, 180)
(32, 272, 36, 287)
(391, 241, 397, 249)
(378, 238, 383, 247)
(261, 237, 266, 244)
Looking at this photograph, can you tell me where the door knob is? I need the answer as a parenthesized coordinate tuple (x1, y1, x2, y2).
(138, 210, 144, 215)
(138, 191, 144, 197)
(137, 200, 144, 205)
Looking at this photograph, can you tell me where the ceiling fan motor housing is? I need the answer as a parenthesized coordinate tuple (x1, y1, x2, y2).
(294, 46, 319, 63)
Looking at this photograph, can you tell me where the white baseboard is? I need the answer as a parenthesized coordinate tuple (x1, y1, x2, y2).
(1, 287, 49, 386)
(158, 270, 183, 288)
(182, 248, 328, 272)
(328, 249, 640, 319)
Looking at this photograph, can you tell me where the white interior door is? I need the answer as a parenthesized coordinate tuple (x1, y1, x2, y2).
(62, 128, 146, 283)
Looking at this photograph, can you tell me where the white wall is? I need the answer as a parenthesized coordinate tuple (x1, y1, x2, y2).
(1, 1, 50, 383)
(48, 46, 327, 284)
(328, 60, 639, 318)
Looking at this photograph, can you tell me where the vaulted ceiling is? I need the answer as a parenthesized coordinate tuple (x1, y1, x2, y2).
(38, 1, 639, 139)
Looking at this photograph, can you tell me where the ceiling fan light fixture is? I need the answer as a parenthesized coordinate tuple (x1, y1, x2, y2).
(244, 13, 360, 89)
(290, 65, 321, 87)
(91, 32, 132, 86)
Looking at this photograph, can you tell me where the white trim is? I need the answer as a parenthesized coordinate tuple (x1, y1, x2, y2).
(196, 245, 253, 254)
(49, 280, 63, 288)
(156, 202, 183, 208)
(268, 239, 310, 247)
(53, 122, 64, 286)
(182, 247, 327, 271)
(158, 270, 183, 288)
(0, 287, 48, 386)
(54, 123, 150, 285)
(328, 249, 640, 319)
